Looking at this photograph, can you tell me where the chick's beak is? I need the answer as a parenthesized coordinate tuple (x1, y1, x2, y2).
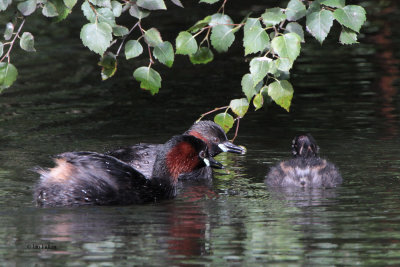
(203, 157, 224, 169)
(218, 141, 246, 155)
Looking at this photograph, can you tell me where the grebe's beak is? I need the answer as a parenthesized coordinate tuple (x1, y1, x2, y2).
(218, 141, 246, 155)
(203, 157, 224, 169)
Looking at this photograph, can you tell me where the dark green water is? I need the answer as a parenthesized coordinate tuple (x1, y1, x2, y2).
(1, 1, 400, 265)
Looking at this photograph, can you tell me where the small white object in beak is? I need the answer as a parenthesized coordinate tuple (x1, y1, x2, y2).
(203, 158, 210, 166)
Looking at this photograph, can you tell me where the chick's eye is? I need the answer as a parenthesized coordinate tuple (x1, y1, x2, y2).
(213, 137, 219, 143)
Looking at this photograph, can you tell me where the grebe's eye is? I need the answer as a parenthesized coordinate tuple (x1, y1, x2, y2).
(212, 137, 219, 143)
(199, 151, 206, 158)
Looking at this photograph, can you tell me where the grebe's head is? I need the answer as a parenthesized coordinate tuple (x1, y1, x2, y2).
(154, 135, 223, 184)
(186, 120, 246, 156)
(292, 134, 319, 158)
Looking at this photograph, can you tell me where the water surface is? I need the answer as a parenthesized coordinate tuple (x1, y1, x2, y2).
(1, 1, 400, 265)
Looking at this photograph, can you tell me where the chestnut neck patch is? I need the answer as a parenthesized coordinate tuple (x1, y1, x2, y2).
(166, 141, 201, 182)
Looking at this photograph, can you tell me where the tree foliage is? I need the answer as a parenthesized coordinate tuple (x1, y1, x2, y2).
(0, 0, 366, 134)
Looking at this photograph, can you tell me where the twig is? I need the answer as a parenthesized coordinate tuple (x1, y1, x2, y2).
(217, 0, 227, 14)
(322, 5, 335, 12)
(199, 27, 212, 47)
(88, 0, 99, 18)
(219, 23, 244, 27)
(231, 117, 240, 142)
(147, 44, 154, 65)
(278, 20, 286, 30)
(263, 50, 271, 58)
(273, 25, 279, 36)
(193, 27, 207, 38)
(138, 22, 154, 65)
(0, 18, 26, 63)
(197, 106, 229, 121)
(116, 21, 140, 56)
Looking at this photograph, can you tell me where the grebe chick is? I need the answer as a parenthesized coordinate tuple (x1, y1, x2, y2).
(34, 135, 222, 207)
(265, 134, 342, 188)
(107, 120, 245, 180)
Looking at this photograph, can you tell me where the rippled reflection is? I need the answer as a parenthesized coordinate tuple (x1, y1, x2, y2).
(0, 0, 400, 265)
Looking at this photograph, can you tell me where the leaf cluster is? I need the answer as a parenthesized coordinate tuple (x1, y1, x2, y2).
(190, 0, 366, 132)
(0, 0, 366, 134)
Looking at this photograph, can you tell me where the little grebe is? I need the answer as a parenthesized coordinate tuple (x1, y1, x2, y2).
(107, 120, 245, 180)
(34, 135, 222, 207)
(265, 134, 342, 188)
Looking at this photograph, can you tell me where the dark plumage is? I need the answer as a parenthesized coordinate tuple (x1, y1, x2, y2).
(265, 134, 342, 188)
(34, 135, 222, 207)
(108, 144, 158, 179)
(184, 120, 245, 157)
(107, 120, 245, 180)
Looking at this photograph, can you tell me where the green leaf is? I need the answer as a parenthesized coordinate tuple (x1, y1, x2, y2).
(53, 0, 72, 22)
(4, 23, 14, 41)
(125, 40, 143, 59)
(98, 52, 117, 80)
(42, 1, 59, 17)
(81, 1, 95, 21)
(249, 57, 272, 86)
(144, 28, 163, 47)
(200, 0, 220, 4)
(209, 13, 233, 27)
(17, 0, 37, 16)
(270, 64, 289, 79)
(306, 9, 334, 44)
(275, 58, 292, 72)
(129, 4, 150, 19)
(339, 27, 358, 45)
(286, 0, 306, 21)
(261, 7, 286, 26)
(189, 47, 214, 64)
(20, 32, 36, 52)
(113, 25, 129, 36)
(137, 0, 166, 10)
(333, 5, 366, 33)
(210, 24, 235, 53)
(320, 0, 345, 8)
(307, 1, 321, 13)
(284, 22, 304, 42)
(271, 32, 301, 68)
(97, 8, 116, 27)
(243, 18, 269, 55)
(269, 31, 276, 40)
(176, 31, 198, 55)
(208, 14, 235, 53)
(63, 0, 77, 9)
(0, 42, 3, 57)
(171, 0, 183, 8)
(230, 98, 249, 118)
(267, 80, 294, 111)
(133, 66, 162, 95)
(214, 113, 234, 133)
(0, 0, 12, 11)
(89, 0, 111, 8)
(153, 41, 174, 68)
(188, 16, 212, 33)
(80, 22, 113, 55)
(267, 59, 278, 75)
(82, 3, 115, 26)
(0, 63, 18, 91)
(111, 0, 122, 17)
(253, 93, 264, 111)
(241, 73, 257, 101)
